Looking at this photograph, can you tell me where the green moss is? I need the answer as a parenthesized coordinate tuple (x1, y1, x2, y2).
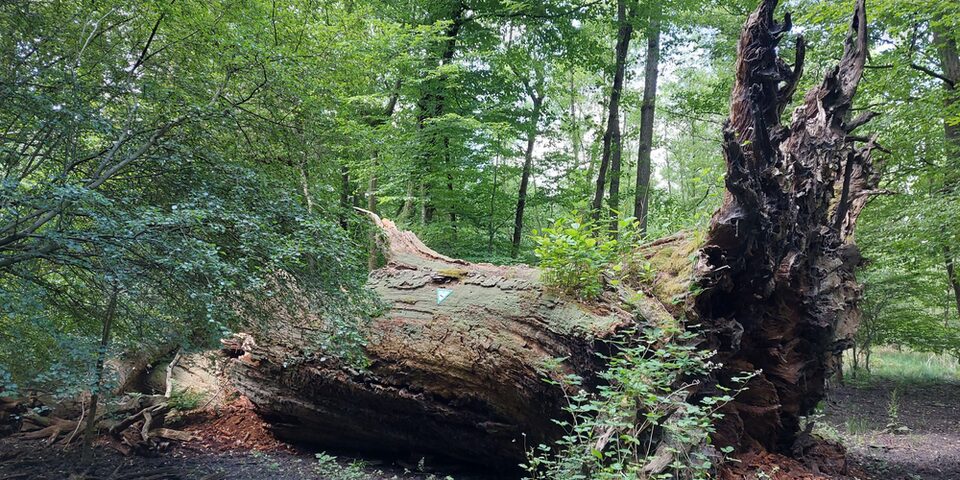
(435, 267, 468, 279)
(626, 230, 706, 310)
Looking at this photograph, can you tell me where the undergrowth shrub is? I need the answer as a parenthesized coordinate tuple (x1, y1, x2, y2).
(168, 388, 205, 411)
(533, 213, 640, 300)
(523, 325, 754, 479)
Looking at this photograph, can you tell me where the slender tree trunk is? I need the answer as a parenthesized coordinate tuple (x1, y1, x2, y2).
(634, 11, 661, 235)
(607, 115, 625, 234)
(945, 243, 960, 317)
(590, 0, 635, 222)
(934, 30, 959, 161)
(420, 182, 433, 224)
(487, 139, 501, 253)
(339, 166, 352, 229)
(299, 160, 314, 214)
(81, 285, 119, 463)
(851, 342, 860, 378)
(400, 181, 415, 221)
(299, 159, 319, 271)
(865, 345, 872, 373)
(935, 30, 960, 317)
(569, 70, 581, 167)
(511, 96, 543, 258)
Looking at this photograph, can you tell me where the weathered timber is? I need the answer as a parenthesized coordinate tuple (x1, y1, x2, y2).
(225, 214, 677, 466)
(222, 0, 880, 468)
(692, 0, 878, 453)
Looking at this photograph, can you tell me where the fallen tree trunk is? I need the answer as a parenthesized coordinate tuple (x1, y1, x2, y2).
(226, 214, 673, 465)
(223, 0, 878, 469)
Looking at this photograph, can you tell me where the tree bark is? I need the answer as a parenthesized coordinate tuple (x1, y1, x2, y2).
(226, 213, 658, 467)
(511, 95, 544, 258)
(934, 29, 960, 317)
(692, 0, 875, 452)
(634, 10, 661, 235)
(591, 0, 635, 223)
(82, 285, 119, 463)
(221, 0, 877, 467)
(945, 242, 960, 318)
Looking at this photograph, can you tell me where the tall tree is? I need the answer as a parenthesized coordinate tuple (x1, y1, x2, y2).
(510, 70, 546, 258)
(634, 6, 662, 235)
(934, 27, 960, 316)
(591, 0, 636, 225)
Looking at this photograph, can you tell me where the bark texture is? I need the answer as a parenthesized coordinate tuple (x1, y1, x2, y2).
(221, 0, 879, 468)
(226, 213, 667, 467)
(691, 0, 878, 453)
(634, 8, 661, 234)
(591, 0, 636, 222)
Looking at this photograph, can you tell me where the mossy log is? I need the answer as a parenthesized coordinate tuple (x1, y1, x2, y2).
(225, 213, 681, 466)
(222, 0, 878, 469)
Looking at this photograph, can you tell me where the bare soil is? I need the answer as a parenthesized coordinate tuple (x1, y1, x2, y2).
(821, 380, 960, 480)
(0, 395, 501, 479)
(3, 380, 957, 479)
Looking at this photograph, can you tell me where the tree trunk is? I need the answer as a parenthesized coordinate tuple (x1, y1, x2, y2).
(226, 213, 657, 467)
(414, 6, 465, 226)
(511, 96, 543, 258)
(590, 0, 635, 222)
(934, 29, 960, 317)
(367, 84, 402, 270)
(934, 28, 959, 165)
(945, 242, 960, 318)
(82, 285, 118, 463)
(634, 10, 661, 235)
(487, 136, 501, 253)
(221, 0, 877, 468)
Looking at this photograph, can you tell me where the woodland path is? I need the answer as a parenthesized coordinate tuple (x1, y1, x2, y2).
(823, 380, 960, 480)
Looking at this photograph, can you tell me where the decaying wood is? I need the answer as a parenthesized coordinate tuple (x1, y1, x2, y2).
(692, 0, 877, 453)
(164, 348, 183, 399)
(226, 214, 654, 466)
(10, 393, 197, 455)
(215, 0, 878, 469)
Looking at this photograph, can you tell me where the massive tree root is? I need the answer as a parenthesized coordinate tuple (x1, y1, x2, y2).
(223, 0, 878, 469)
(694, 0, 878, 453)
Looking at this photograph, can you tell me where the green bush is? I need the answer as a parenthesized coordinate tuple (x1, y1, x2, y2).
(533, 214, 639, 300)
(523, 325, 754, 479)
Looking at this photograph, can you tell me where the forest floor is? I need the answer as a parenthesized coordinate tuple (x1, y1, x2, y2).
(0, 395, 501, 479)
(820, 350, 960, 480)
(2, 350, 957, 480)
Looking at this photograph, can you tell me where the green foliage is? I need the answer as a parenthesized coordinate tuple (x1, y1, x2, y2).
(315, 453, 380, 480)
(523, 326, 754, 479)
(0, 0, 380, 394)
(168, 388, 206, 412)
(845, 348, 960, 385)
(533, 214, 639, 300)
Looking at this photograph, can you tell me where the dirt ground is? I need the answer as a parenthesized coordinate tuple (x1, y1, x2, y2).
(821, 380, 960, 480)
(0, 436, 504, 480)
(0, 395, 502, 480)
(2, 380, 958, 480)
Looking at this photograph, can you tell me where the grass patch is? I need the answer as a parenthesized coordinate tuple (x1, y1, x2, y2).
(845, 347, 960, 385)
(845, 415, 871, 435)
